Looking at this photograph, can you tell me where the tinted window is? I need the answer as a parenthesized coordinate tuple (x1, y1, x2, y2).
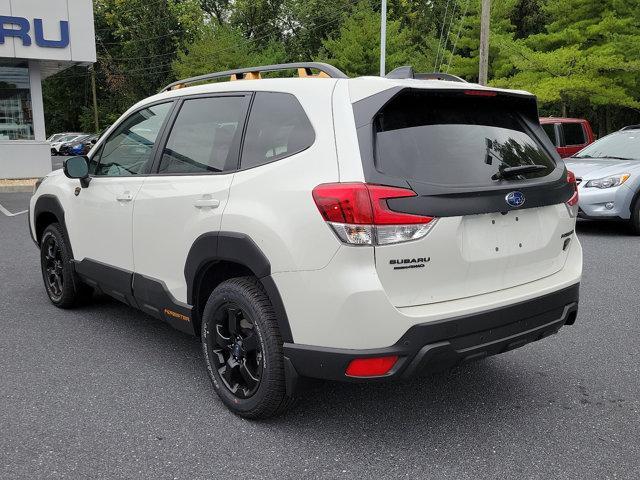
(158, 96, 246, 174)
(93, 103, 172, 176)
(574, 131, 640, 160)
(374, 92, 555, 187)
(563, 122, 586, 146)
(542, 123, 557, 146)
(241, 92, 315, 169)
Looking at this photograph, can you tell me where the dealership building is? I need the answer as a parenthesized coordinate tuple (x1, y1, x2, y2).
(0, 0, 95, 179)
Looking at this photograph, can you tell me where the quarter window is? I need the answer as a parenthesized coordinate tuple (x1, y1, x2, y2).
(241, 92, 315, 169)
(563, 123, 586, 146)
(158, 96, 246, 174)
(93, 102, 172, 176)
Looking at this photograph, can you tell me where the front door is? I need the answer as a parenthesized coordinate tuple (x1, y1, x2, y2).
(66, 102, 173, 302)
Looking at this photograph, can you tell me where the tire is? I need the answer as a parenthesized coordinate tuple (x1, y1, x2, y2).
(201, 276, 294, 419)
(630, 198, 640, 235)
(40, 223, 92, 308)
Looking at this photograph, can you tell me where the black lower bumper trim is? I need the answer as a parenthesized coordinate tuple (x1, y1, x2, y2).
(283, 283, 579, 382)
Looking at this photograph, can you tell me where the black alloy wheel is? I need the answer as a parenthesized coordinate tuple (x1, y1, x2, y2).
(42, 234, 64, 301)
(209, 302, 263, 399)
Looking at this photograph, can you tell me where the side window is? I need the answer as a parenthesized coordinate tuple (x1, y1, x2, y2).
(542, 123, 557, 146)
(94, 102, 172, 176)
(563, 122, 586, 146)
(241, 92, 315, 169)
(158, 96, 246, 174)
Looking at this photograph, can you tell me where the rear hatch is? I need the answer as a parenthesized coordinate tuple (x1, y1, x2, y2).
(353, 87, 577, 307)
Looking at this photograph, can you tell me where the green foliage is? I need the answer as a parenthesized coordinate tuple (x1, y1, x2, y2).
(42, 0, 640, 136)
(172, 25, 286, 79)
(321, 2, 428, 76)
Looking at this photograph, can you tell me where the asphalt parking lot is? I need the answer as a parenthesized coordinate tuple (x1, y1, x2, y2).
(0, 191, 638, 479)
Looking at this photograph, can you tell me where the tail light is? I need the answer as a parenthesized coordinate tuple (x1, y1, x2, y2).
(566, 170, 579, 217)
(312, 183, 437, 246)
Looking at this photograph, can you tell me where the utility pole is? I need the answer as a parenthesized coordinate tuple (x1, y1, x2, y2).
(90, 65, 100, 133)
(380, 0, 387, 76)
(478, 0, 491, 85)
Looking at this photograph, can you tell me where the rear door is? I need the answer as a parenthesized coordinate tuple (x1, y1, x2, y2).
(353, 88, 576, 307)
(132, 93, 251, 308)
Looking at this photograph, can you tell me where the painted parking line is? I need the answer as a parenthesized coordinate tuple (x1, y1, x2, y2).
(0, 203, 27, 217)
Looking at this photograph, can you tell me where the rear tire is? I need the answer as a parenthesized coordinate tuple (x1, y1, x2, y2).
(40, 223, 92, 308)
(201, 276, 294, 419)
(630, 198, 640, 235)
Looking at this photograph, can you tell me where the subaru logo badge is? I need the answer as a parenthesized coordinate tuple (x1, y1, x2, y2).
(506, 191, 525, 208)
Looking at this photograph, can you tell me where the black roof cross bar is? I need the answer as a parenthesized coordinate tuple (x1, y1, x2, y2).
(161, 62, 348, 92)
(385, 66, 467, 83)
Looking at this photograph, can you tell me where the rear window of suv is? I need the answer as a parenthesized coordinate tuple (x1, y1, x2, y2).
(373, 91, 556, 187)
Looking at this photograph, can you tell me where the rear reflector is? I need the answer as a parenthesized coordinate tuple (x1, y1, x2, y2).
(345, 356, 398, 377)
(312, 183, 437, 245)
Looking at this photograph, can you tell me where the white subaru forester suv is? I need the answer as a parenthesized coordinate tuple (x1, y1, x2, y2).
(30, 63, 582, 418)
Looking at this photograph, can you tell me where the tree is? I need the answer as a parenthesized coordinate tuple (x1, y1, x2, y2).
(320, 1, 429, 77)
(491, 0, 640, 134)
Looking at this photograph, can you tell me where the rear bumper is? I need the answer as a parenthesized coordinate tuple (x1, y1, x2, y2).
(283, 283, 579, 382)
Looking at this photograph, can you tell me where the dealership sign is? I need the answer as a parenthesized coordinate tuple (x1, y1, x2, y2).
(0, 16, 69, 48)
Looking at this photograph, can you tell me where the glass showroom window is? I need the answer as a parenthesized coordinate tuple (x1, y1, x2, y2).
(0, 61, 34, 141)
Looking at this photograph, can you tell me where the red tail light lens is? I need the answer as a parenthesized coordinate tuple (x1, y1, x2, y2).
(345, 356, 398, 377)
(565, 170, 579, 218)
(312, 183, 437, 245)
(567, 170, 579, 206)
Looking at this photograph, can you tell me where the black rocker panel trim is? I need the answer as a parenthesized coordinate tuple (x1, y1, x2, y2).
(283, 283, 579, 382)
(33, 195, 72, 254)
(73, 258, 136, 307)
(184, 231, 293, 343)
(132, 273, 195, 335)
(72, 259, 196, 335)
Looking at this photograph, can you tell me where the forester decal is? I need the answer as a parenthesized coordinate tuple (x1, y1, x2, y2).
(163, 308, 190, 322)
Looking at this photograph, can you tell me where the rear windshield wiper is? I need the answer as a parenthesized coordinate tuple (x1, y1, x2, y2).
(492, 164, 549, 181)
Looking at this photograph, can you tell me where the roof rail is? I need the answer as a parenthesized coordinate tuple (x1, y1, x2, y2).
(160, 62, 348, 92)
(385, 66, 467, 83)
(620, 124, 640, 131)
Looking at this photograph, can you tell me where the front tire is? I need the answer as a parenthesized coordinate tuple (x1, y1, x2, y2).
(201, 277, 294, 419)
(40, 223, 92, 308)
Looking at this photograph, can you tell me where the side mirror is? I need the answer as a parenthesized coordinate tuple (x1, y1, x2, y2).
(63, 156, 91, 188)
(90, 138, 97, 145)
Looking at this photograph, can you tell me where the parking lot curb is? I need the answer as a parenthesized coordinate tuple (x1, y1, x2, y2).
(0, 180, 37, 193)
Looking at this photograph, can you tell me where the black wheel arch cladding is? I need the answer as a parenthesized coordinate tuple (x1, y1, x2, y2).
(185, 231, 293, 343)
(33, 195, 73, 254)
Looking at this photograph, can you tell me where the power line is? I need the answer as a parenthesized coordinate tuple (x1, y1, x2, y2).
(437, 1, 458, 72)
(434, 0, 453, 71)
(444, 0, 471, 73)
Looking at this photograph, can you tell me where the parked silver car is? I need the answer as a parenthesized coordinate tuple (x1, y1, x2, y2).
(565, 125, 640, 234)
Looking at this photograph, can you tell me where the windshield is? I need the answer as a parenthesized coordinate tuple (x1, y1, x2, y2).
(374, 92, 556, 187)
(574, 130, 640, 160)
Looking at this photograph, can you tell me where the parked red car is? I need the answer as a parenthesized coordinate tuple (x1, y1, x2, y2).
(540, 117, 595, 158)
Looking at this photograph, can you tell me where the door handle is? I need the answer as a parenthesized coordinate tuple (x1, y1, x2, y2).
(116, 192, 133, 202)
(194, 196, 220, 210)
